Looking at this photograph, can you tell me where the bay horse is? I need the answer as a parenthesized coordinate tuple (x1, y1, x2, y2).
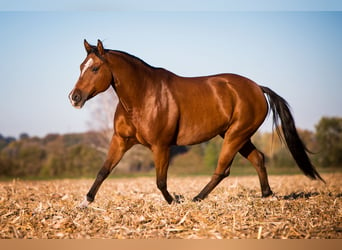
(69, 39, 324, 208)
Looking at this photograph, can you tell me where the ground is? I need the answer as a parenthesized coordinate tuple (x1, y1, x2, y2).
(0, 173, 341, 239)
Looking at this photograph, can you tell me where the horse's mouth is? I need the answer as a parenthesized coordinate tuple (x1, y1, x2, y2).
(70, 99, 86, 109)
(71, 101, 85, 109)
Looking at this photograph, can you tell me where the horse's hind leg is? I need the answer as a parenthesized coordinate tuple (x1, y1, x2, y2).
(239, 140, 273, 197)
(193, 130, 248, 202)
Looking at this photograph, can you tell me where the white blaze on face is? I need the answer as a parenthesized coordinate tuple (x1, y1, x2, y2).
(81, 58, 94, 77)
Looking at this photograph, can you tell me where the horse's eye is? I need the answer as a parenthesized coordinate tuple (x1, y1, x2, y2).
(92, 66, 99, 72)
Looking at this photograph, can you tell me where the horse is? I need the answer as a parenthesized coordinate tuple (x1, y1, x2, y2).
(69, 39, 324, 208)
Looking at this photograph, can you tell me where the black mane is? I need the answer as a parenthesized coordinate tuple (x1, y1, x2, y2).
(111, 50, 156, 70)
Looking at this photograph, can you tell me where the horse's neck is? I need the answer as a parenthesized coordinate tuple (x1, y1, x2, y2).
(108, 52, 154, 108)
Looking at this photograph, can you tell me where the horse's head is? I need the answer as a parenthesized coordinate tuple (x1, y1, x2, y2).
(69, 39, 113, 109)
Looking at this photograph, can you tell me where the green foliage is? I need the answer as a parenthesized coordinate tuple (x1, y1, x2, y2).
(203, 137, 221, 170)
(0, 140, 45, 177)
(271, 148, 296, 167)
(0, 117, 341, 179)
(0, 132, 107, 178)
(0, 134, 15, 151)
(169, 145, 208, 175)
(315, 116, 342, 167)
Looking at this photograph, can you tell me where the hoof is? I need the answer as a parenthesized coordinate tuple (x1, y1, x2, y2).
(78, 197, 91, 209)
(262, 190, 274, 198)
(174, 194, 185, 203)
(192, 196, 203, 202)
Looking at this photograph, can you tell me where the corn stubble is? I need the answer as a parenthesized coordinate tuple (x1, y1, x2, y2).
(0, 174, 341, 239)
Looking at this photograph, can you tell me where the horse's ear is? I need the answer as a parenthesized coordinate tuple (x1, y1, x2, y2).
(97, 39, 105, 56)
(84, 39, 92, 54)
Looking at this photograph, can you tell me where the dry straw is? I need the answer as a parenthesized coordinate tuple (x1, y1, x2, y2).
(0, 173, 341, 239)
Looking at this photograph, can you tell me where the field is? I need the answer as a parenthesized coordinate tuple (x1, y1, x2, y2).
(0, 173, 341, 239)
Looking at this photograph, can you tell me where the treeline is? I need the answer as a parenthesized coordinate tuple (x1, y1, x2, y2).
(0, 116, 341, 178)
(0, 132, 108, 178)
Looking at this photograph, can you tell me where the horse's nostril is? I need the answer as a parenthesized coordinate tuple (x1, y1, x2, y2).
(70, 89, 82, 104)
(73, 93, 81, 102)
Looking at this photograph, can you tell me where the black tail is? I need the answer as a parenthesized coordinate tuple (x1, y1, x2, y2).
(260, 86, 325, 183)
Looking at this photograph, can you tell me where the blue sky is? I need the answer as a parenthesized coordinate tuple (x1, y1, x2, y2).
(0, 5, 342, 137)
(1, 0, 342, 11)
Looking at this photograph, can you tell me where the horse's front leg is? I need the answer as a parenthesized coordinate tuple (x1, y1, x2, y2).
(152, 146, 174, 204)
(79, 134, 134, 208)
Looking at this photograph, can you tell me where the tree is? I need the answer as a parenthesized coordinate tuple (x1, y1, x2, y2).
(19, 133, 30, 140)
(88, 88, 117, 145)
(0, 140, 46, 177)
(0, 135, 16, 150)
(315, 116, 342, 167)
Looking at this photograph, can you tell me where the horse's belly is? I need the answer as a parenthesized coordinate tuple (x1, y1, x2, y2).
(175, 116, 229, 146)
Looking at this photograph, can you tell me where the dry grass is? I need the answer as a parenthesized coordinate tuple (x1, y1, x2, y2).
(0, 173, 341, 239)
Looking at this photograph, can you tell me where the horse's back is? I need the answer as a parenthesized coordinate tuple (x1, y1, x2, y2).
(168, 73, 268, 145)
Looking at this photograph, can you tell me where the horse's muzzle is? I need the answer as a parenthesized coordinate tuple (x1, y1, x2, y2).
(69, 88, 85, 108)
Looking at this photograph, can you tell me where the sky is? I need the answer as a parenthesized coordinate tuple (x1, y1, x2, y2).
(0, 2, 342, 138)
